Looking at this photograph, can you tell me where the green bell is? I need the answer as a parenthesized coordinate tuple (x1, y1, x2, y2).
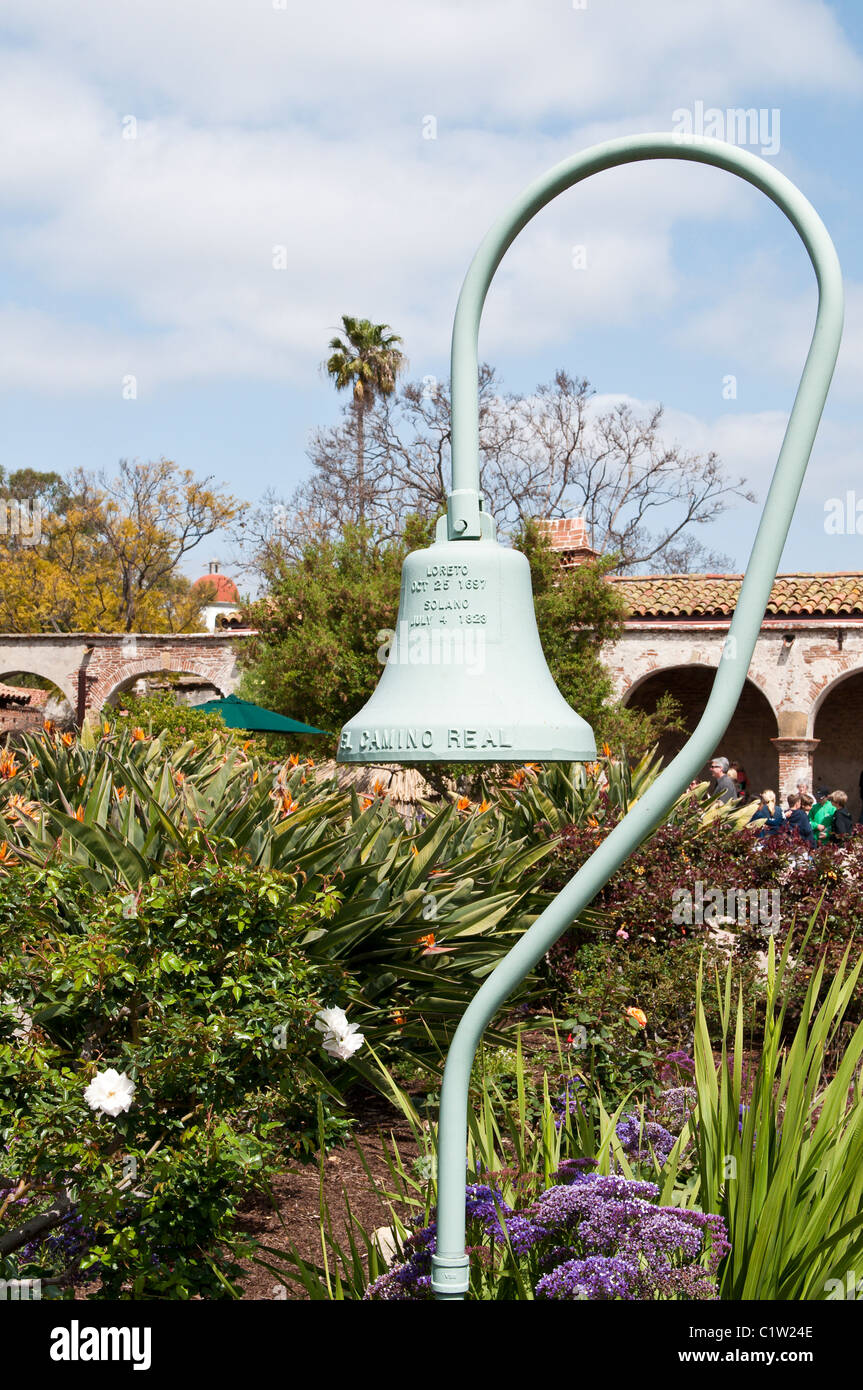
(337, 514, 596, 764)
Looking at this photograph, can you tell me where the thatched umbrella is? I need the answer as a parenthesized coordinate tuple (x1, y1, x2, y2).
(312, 759, 452, 821)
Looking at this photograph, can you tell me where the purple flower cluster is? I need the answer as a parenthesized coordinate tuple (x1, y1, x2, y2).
(653, 1086, 698, 1132)
(365, 1171, 729, 1302)
(363, 1224, 435, 1301)
(536, 1253, 642, 1300)
(615, 1112, 676, 1165)
(658, 1050, 696, 1084)
(553, 1157, 599, 1185)
(552, 1076, 586, 1131)
(20, 1206, 95, 1285)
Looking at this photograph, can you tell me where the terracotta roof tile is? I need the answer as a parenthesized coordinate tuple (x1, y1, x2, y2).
(610, 572, 863, 619)
(0, 682, 49, 706)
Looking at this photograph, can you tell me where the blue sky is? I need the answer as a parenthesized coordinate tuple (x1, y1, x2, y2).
(1, 0, 863, 579)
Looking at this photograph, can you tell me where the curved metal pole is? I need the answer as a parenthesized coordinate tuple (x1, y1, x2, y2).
(432, 133, 843, 1298)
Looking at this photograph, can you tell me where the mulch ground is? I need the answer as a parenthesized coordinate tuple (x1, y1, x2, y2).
(236, 1089, 423, 1300)
(235, 1028, 558, 1300)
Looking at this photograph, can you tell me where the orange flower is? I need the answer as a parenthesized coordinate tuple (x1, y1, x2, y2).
(78, 775, 85, 787)
(372, 778, 387, 797)
(0, 841, 17, 864)
(602, 742, 612, 758)
(74, 805, 85, 822)
(42, 718, 54, 733)
(524, 762, 541, 774)
(115, 786, 127, 801)
(361, 796, 374, 810)
(174, 772, 186, 786)
(131, 727, 147, 742)
(456, 796, 472, 812)
(478, 798, 491, 813)
(0, 751, 20, 780)
(288, 753, 300, 767)
(625, 1006, 648, 1028)
(5, 794, 39, 823)
(509, 769, 526, 788)
(252, 770, 259, 783)
(587, 816, 599, 829)
(393, 1010, 406, 1027)
(417, 930, 455, 956)
(279, 792, 298, 816)
(61, 732, 74, 747)
(410, 844, 419, 856)
(103, 721, 111, 735)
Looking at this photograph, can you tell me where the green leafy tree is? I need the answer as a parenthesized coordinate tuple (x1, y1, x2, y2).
(0, 459, 242, 634)
(325, 317, 405, 527)
(515, 519, 683, 754)
(242, 516, 433, 741)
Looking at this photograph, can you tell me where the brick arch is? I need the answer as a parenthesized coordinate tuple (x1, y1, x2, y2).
(810, 666, 863, 819)
(0, 664, 77, 708)
(620, 662, 780, 793)
(91, 657, 235, 713)
(808, 661, 863, 735)
(620, 658, 718, 707)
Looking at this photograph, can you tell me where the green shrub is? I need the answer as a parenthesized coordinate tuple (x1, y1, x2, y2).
(0, 859, 351, 1298)
(108, 691, 232, 755)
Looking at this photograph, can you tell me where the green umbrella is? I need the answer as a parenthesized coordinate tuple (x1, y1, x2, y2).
(196, 694, 330, 735)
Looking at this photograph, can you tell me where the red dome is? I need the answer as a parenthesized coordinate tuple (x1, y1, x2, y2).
(193, 571, 239, 603)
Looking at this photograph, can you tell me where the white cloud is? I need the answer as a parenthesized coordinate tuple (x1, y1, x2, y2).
(0, 0, 860, 395)
(2, 0, 859, 125)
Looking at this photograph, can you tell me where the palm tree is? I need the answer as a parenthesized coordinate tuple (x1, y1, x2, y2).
(325, 317, 405, 527)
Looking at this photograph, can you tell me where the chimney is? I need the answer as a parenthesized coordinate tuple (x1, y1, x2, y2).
(537, 516, 599, 568)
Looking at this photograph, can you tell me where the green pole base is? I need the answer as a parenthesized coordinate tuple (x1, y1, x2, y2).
(431, 1253, 470, 1299)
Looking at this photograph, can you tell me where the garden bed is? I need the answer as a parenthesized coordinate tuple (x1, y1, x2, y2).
(236, 1091, 419, 1300)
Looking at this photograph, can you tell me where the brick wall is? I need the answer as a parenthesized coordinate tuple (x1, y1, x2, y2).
(0, 708, 43, 734)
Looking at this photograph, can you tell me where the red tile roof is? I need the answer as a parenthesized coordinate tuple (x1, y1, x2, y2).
(0, 682, 50, 706)
(610, 572, 863, 619)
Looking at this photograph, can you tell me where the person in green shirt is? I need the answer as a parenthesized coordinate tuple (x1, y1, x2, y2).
(810, 787, 836, 843)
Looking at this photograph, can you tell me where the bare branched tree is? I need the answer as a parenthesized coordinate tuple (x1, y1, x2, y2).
(241, 367, 753, 573)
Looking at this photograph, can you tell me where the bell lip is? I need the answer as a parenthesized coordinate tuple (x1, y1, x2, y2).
(336, 747, 598, 765)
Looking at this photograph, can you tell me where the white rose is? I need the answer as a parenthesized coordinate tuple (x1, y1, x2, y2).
(322, 1028, 365, 1061)
(84, 1068, 135, 1117)
(314, 1008, 364, 1061)
(315, 1006, 350, 1038)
